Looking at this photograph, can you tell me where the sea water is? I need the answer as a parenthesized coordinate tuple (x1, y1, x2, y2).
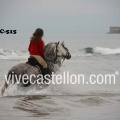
(0, 33, 120, 120)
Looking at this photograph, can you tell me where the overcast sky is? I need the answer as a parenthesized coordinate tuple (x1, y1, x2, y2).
(0, 0, 120, 34)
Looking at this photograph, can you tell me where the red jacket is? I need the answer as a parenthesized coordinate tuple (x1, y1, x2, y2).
(28, 39, 44, 58)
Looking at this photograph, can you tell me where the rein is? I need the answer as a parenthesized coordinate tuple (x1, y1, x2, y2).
(53, 42, 59, 63)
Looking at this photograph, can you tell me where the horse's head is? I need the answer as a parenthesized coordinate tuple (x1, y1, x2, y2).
(56, 41, 71, 60)
(44, 41, 71, 63)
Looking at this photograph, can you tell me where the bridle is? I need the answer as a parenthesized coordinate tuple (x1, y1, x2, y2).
(53, 42, 71, 63)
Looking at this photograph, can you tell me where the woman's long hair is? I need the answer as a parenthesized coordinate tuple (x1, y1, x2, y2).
(31, 28, 44, 42)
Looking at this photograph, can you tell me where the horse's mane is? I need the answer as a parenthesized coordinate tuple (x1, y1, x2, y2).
(44, 42, 57, 60)
(45, 42, 56, 50)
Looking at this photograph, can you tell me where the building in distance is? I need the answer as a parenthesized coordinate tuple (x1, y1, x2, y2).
(108, 27, 120, 34)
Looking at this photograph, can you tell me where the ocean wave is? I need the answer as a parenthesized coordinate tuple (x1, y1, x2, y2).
(85, 47, 120, 55)
(1, 47, 120, 60)
(0, 48, 29, 60)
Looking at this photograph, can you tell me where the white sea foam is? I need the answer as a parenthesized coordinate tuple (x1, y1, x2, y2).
(0, 48, 29, 60)
(94, 47, 120, 55)
(84, 47, 120, 55)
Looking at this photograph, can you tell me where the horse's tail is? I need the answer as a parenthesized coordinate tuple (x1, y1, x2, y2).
(0, 69, 14, 96)
(0, 68, 19, 96)
(0, 84, 6, 96)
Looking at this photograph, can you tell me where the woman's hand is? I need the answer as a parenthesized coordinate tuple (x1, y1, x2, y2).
(43, 63, 48, 68)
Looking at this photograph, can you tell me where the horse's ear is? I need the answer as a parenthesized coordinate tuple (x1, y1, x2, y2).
(61, 41, 65, 46)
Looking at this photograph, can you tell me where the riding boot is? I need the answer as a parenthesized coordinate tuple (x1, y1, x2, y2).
(41, 67, 52, 84)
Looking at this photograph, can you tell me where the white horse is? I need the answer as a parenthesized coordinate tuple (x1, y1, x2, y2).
(0, 41, 71, 96)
